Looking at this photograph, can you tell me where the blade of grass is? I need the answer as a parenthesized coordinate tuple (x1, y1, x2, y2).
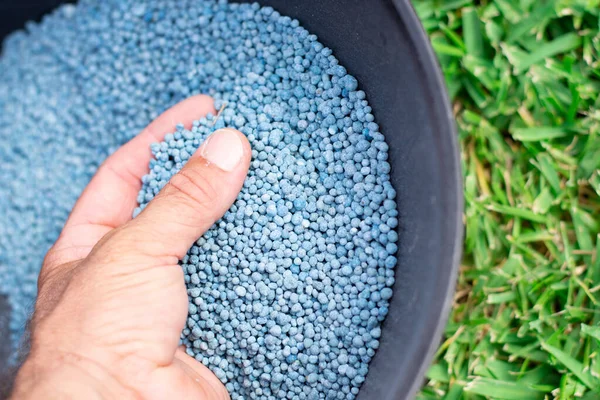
(432, 41, 465, 57)
(536, 153, 563, 194)
(540, 341, 600, 389)
(581, 324, 600, 342)
(532, 187, 554, 214)
(464, 377, 547, 399)
(462, 7, 485, 58)
(487, 291, 517, 304)
(511, 33, 583, 73)
(487, 203, 548, 223)
(511, 126, 571, 142)
(506, 3, 557, 43)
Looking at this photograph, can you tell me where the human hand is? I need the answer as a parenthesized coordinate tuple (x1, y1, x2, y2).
(11, 95, 251, 399)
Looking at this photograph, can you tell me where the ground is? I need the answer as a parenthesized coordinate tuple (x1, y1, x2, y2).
(415, 1, 600, 399)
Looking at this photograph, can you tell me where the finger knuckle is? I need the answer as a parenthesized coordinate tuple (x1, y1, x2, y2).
(89, 227, 135, 264)
(39, 245, 75, 283)
(41, 245, 61, 270)
(166, 168, 220, 212)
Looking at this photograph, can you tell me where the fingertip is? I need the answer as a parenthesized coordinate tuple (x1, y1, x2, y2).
(146, 95, 216, 141)
(177, 95, 217, 130)
(196, 128, 251, 173)
(175, 350, 230, 400)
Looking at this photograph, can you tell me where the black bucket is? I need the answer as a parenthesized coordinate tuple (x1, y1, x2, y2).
(0, 1, 463, 398)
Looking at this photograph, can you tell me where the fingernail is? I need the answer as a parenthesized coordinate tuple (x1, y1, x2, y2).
(197, 128, 244, 171)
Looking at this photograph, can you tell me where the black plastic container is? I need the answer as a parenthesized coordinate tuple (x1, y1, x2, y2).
(0, 1, 463, 398)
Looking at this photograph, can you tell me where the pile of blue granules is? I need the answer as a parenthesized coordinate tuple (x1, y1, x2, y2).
(0, 0, 398, 398)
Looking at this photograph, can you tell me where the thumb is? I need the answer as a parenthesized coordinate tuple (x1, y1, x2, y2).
(122, 127, 251, 259)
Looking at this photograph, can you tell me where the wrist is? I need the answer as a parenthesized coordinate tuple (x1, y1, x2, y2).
(12, 350, 136, 400)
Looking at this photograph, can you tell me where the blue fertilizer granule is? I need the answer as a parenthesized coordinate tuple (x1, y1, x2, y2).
(0, 0, 398, 398)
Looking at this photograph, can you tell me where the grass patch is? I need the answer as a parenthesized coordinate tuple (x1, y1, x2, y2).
(415, 0, 600, 398)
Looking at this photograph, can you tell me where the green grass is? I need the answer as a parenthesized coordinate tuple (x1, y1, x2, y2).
(414, 0, 600, 398)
